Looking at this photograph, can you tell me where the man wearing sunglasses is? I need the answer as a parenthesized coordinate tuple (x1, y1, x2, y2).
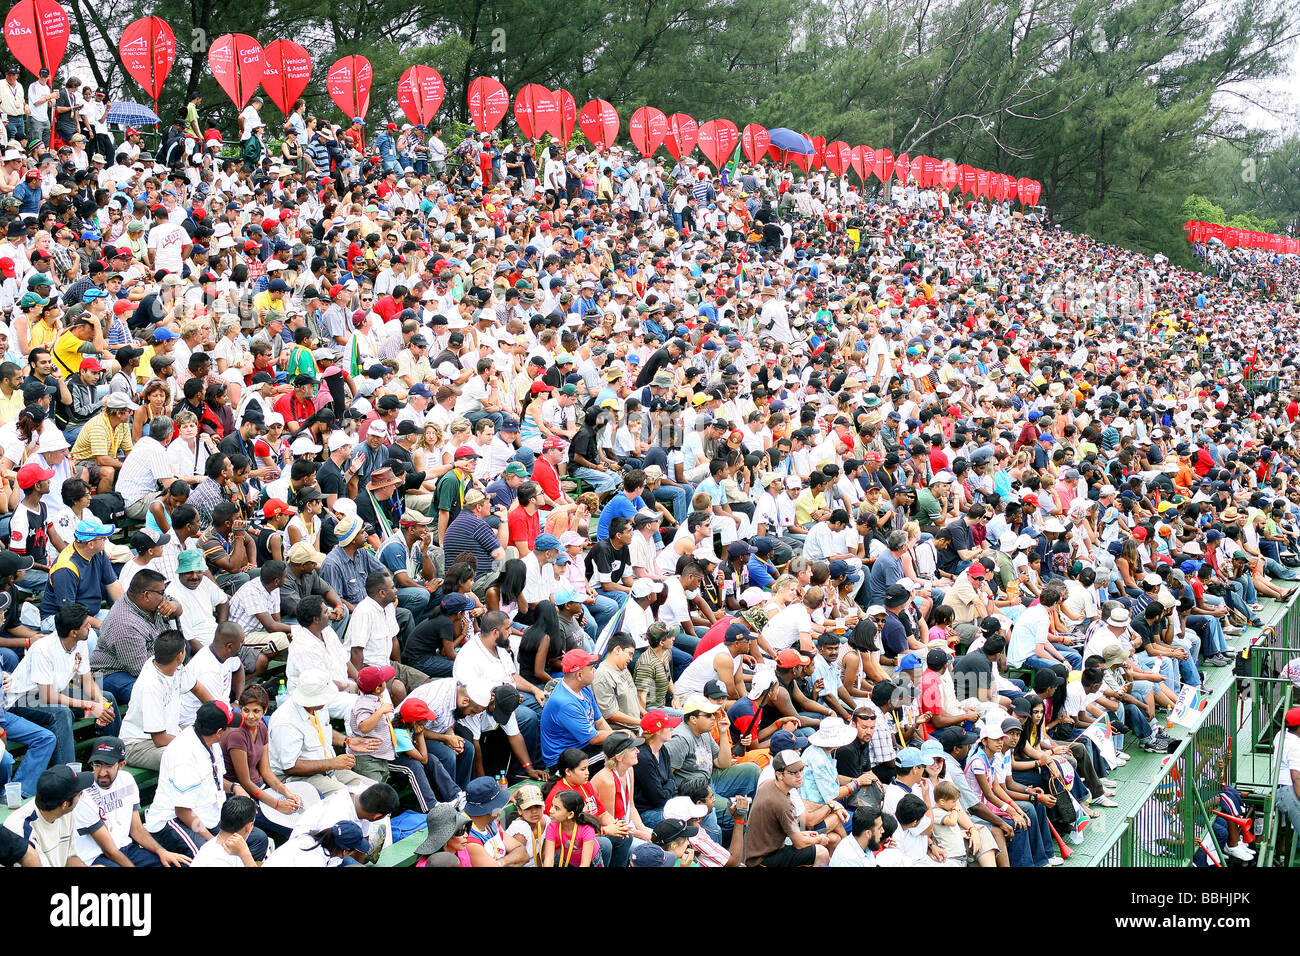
(743, 749, 830, 867)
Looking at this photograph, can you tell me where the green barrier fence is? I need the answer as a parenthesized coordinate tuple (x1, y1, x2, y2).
(1085, 616, 1299, 867)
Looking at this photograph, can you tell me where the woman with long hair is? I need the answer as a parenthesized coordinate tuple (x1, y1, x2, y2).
(545, 748, 626, 867)
(484, 557, 527, 617)
(132, 378, 172, 442)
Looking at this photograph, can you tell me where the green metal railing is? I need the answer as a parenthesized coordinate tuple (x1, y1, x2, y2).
(1085, 617, 1299, 867)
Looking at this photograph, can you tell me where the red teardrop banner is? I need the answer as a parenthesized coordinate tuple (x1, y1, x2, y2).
(894, 152, 910, 183)
(665, 113, 698, 160)
(578, 98, 619, 149)
(555, 89, 577, 142)
(326, 54, 372, 120)
(741, 124, 769, 164)
(810, 136, 826, 170)
(629, 106, 668, 157)
(395, 65, 444, 128)
(874, 149, 894, 183)
(4, 0, 69, 78)
(824, 141, 851, 177)
(850, 146, 872, 183)
(260, 39, 312, 116)
(467, 75, 509, 134)
(117, 15, 174, 103)
(696, 119, 738, 170)
(207, 34, 263, 110)
(513, 83, 553, 140)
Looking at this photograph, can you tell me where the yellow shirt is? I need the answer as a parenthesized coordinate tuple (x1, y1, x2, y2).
(52, 329, 88, 376)
(71, 411, 133, 464)
(795, 490, 826, 527)
(27, 318, 59, 350)
(0, 386, 22, 427)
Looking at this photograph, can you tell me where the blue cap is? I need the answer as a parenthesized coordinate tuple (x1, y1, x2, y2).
(896, 747, 926, 769)
(408, 383, 433, 398)
(80, 230, 100, 242)
(751, 536, 775, 555)
(1205, 530, 1225, 541)
(1028, 410, 1042, 422)
(152, 327, 176, 342)
(533, 533, 561, 552)
(767, 729, 808, 755)
(352, 116, 365, 125)
(1179, 560, 1201, 573)
(724, 622, 751, 643)
(498, 417, 520, 431)
(827, 559, 860, 582)
(329, 821, 370, 853)
(895, 652, 922, 672)
(440, 593, 474, 614)
(630, 843, 675, 867)
(1039, 434, 1055, 444)
(82, 287, 108, 300)
(74, 515, 115, 540)
(553, 585, 581, 605)
(919, 739, 944, 762)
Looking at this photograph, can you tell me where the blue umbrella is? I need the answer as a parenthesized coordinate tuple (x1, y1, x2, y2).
(767, 128, 814, 154)
(106, 101, 161, 126)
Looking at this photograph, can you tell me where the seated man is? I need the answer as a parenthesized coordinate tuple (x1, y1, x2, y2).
(75, 737, 192, 867)
(267, 668, 383, 798)
(6, 603, 122, 768)
(227, 561, 294, 678)
(89, 569, 181, 705)
(121, 629, 214, 771)
(540, 649, 612, 768)
(143, 700, 269, 862)
(3, 764, 95, 867)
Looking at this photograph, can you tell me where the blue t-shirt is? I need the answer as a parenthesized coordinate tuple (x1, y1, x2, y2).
(378, 540, 408, 576)
(696, 477, 727, 507)
(596, 493, 644, 541)
(40, 544, 118, 618)
(539, 682, 600, 765)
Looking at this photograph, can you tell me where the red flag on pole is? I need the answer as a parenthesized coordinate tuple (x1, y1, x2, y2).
(467, 76, 509, 134)
(260, 39, 311, 116)
(629, 106, 668, 157)
(4, 0, 69, 77)
(326, 55, 373, 120)
(396, 65, 444, 128)
(207, 34, 263, 110)
(117, 16, 174, 104)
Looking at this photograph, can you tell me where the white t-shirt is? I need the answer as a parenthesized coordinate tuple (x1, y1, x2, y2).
(190, 836, 250, 867)
(1007, 603, 1051, 666)
(166, 576, 229, 649)
(1276, 731, 1300, 787)
(182, 646, 242, 726)
(6, 635, 91, 706)
(659, 578, 695, 628)
(73, 771, 140, 862)
(147, 221, 189, 275)
(763, 604, 813, 652)
(119, 661, 198, 744)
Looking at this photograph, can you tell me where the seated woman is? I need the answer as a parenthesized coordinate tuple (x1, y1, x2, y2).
(462, 776, 529, 867)
(221, 684, 320, 842)
(403, 592, 473, 679)
(413, 803, 472, 868)
(484, 557, 528, 620)
(545, 747, 629, 867)
(517, 600, 585, 688)
(590, 732, 654, 866)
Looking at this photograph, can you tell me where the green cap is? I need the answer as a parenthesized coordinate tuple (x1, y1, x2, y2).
(19, 292, 47, 308)
(556, 352, 575, 365)
(177, 548, 206, 574)
(27, 273, 53, 288)
(503, 462, 529, 478)
(560, 383, 577, 396)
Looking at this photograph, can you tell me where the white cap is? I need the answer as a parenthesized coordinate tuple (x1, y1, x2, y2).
(327, 431, 354, 451)
(290, 436, 322, 455)
(631, 579, 664, 599)
(464, 680, 493, 707)
(662, 796, 709, 821)
(368, 420, 389, 439)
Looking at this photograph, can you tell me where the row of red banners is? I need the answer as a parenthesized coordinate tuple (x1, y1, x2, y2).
(2, 2, 1044, 203)
(1184, 220, 1298, 255)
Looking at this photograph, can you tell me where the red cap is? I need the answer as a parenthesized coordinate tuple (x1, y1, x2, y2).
(0, 257, 13, 278)
(113, 299, 134, 315)
(966, 562, 988, 579)
(262, 497, 297, 520)
(864, 451, 883, 463)
(542, 436, 567, 451)
(775, 649, 811, 668)
(279, 208, 293, 221)
(529, 380, 554, 394)
(243, 240, 261, 253)
(79, 357, 103, 373)
(329, 283, 346, 300)
(1286, 707, 1300, 728)
(261, 218, 277, 232)
(454, 445, 480, 459)
(1132, 527, 1148, 541)
(356, 665, 396, 694)
(561, 649, 600, 674)
(1022, 493, 1039, 506)
(399, 698, 437, 724)
(16, 461, 54, 490)
(387, 123, 397, 130)
(640, 710, 682, 734)
(191, 207, 206, 221)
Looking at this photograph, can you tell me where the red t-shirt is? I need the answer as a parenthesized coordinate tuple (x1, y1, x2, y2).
(507, 506, 540, 550)
(532, 456, 563, 504)
(692, 615, 737, 660)
(374, 296, 403, 322)
(918, 669, 944, 741)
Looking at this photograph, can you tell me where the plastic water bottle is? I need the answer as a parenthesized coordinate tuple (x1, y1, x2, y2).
(497, 770, 508, 789)
(276, 680, 288, 709)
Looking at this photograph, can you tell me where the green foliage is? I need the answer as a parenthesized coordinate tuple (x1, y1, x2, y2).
(1181, 194, 1227, 225)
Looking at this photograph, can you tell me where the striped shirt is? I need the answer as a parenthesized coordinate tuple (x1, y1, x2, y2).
(70, 411, 133, 464)
(633, 649, 673, 708)
(441, 511, 499, 576)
